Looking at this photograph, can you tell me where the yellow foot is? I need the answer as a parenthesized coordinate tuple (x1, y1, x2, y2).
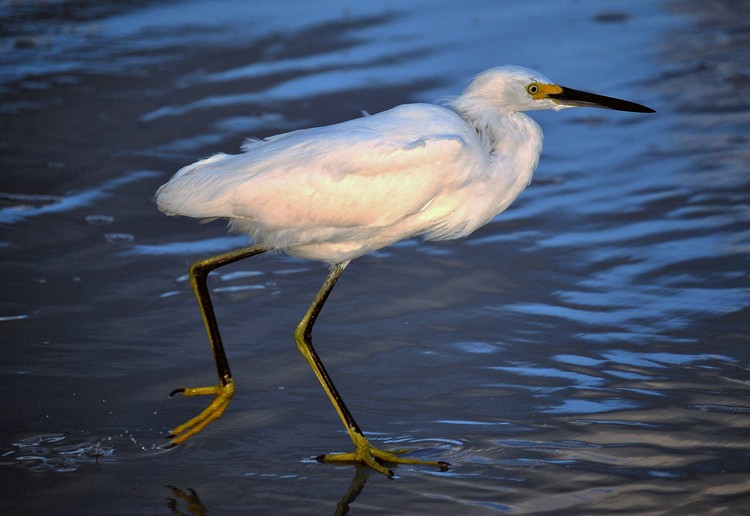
(317, 434, 450, 478)
(166, 380, 235, 446)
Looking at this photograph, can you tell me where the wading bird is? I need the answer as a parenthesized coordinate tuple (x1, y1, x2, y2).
(156, 65, 654, 477)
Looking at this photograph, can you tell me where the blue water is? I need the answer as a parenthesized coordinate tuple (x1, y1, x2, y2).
(1, 0, 748, 513)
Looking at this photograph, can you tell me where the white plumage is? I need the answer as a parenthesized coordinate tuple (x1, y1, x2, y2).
(156, 66, 653, 476)
(156, 66, 557, 262)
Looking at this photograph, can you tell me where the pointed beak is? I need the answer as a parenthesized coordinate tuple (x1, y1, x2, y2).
(548, 86, 655, 113)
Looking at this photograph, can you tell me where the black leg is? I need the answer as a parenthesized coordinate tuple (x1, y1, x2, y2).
(168, 245, 266, 445)
(293, 262, 450, 477)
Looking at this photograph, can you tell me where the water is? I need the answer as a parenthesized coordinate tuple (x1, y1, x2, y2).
(2, 0, 748, 513)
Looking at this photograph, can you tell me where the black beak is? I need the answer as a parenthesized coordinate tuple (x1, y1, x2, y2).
(549, 87, 655, 113)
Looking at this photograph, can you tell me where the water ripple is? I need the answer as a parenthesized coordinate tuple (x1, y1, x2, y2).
(4, 434, 117, 473)
(0, 170, 160, 225)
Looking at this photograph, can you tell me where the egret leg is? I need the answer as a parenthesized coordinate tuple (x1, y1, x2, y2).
(295, 262, 450, 477)
(168, 245, 267, 445)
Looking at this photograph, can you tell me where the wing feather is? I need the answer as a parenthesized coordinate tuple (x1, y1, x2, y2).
(156, 104, 482, 246)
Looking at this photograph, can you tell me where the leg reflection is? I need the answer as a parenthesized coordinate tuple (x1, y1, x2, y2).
(335, 464, 369, 516)
(166, 485, 206, 516)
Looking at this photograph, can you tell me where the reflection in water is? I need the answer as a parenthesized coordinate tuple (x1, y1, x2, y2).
(334, 465, 369, 516)
(164, 465, 371, 516)
(167, 485, 206, 516)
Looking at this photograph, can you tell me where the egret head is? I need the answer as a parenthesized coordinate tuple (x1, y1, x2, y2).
(455, 65, 654, 115)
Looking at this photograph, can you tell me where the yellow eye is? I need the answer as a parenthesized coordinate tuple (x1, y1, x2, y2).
(526, 83, 539, 95)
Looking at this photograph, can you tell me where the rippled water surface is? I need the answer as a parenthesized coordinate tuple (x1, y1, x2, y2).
(2, 0, 749, 513)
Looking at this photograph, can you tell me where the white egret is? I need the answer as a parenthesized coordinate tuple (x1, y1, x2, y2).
(156, 65, 654, 477)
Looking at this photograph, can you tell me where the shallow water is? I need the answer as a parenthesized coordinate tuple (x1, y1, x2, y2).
(2, 0, 749, 513)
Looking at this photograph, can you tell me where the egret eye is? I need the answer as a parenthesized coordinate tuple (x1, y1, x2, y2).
(526, 83, 539, 95)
